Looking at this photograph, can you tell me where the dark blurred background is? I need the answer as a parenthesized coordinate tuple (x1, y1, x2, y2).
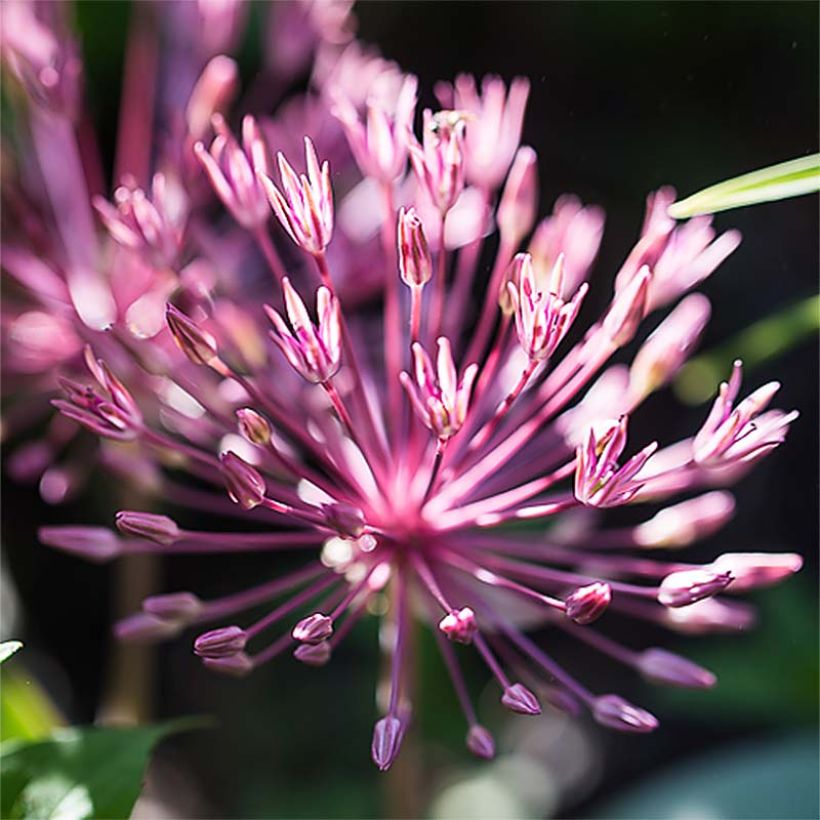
(2, 2, 818, 818)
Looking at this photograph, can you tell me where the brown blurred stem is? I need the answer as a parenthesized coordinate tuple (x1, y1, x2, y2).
(97, 552, 159, 726)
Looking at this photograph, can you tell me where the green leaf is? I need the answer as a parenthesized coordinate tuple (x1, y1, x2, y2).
(0, 642, 23, 664)
(1, 671, 64, 742)
(668, 153, 820, 218)
(0, 718, 207, 819)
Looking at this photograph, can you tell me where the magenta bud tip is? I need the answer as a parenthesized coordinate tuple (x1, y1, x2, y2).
(593, 694, 659, 733)
(466, 725, 496, 759)
(501, 683, 542, 715)
(194, 625, 248, 659)
(115, 511, 180, 545)
(292, 613, 334, 644)
(294, 642, 332, 667)
(658, 569, 733, 608)
(438, 607, 477, 644)
(371, 715, 404, 771)
(203, 652, 254, 677)
(565, 582, 611, 625)
(638, 648, 717, 689)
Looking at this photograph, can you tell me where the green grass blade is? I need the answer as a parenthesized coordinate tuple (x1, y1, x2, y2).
(668, 154, 820, 218)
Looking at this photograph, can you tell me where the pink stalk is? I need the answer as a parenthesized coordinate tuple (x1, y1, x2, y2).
(428, 213, 448, 341)
(462, 235, 515, 367)
(380, 181, 403, 440)
(253, 226, 288, 284)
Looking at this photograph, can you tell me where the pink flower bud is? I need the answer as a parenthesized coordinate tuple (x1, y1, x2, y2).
(693, 362, 796, 467)
(292, 613, 334, 644)
(574, 416, 657, 508)
(637, 648, 716, 689)
(408, 109, 467, 216)
(603, 265, 651, 347)
(195, 114, 269, 229)
(371, 715, 404, 771)
(166, 304, 218, 366)
(266, 279, 341, 384)
(236, 408, 272, 446)
(115, 511, 180, 545)
(466, 725, 496, 760)
(203, 652, 254, 677)
(707, 552, 803, 593)
(633, 492, 735, 548)
(507, 253, 587, 362)
(194, 625, 248, 659)
(294, 642, 332, 667)
(565, 582, 611, 625)
(259, 137, 334, 254)
(39, 526, 121, 563)
(401, 337, 478, 441)
(657, 568, 733, 608)
(142, 592, 203, 622)
(501, 683, 542, 715)
(186, 55, 239, 141)
(438, 607, 477, 644)
(663, 598, 756, 634)
(220, 451, 266, 510)
(114, 612, 182, 643)
(321, 502, 366, 538)
(397, 207, 432, 287)
(592, 695, 658, 733)
(497, 145, 538, 245)
(628, 293, 711, 399)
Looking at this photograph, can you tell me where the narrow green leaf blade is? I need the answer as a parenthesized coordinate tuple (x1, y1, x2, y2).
(668, 154, 820, 218)
(0, 718, 207, 819)
(0, 642, 23, 664)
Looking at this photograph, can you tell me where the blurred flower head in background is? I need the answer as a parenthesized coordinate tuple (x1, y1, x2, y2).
(1, 0, 804, 777)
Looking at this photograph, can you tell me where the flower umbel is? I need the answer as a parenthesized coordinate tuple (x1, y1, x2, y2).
(4, 1, 802, 775)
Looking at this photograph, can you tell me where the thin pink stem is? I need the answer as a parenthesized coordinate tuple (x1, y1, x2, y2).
(253, 226, 288, 284)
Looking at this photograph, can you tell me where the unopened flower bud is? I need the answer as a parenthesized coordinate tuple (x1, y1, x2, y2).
(565, 582, 611, 625)
(497, 145, 538, 245)
(498, 253, 529, 315)
(707, 552, 803, 593)
(114, 612, 182, 643)
(592, 695, 658, 733)
(194, 625, 248, 658)
(466, 725, 496, 759)
(438, 607, 477, 644)
(657, 568, 733, 608)
(397, 207, 432, 287)
(294, 641, 332, 666)
(186, 55, 239, 140)
(662, 598, 756, 634)
(142, 592, 203, 622)
(292, 613, 334, 644)
(321, 502, 366, 538)
(371, 715, 404, 771)
(39, 526, 121, 563)
(637, 648, 716, 689)
(266, 279, 342, 384)
(203, 652, 254, 677)
(603, 266, 651, 347)
(236, 408, 272, 445)
(501, 683, 542, 715)
(115, 511, 180, 545)
(166, 304, 218, 366)
(633, 492, 735, 548)
(220, 451, 266, 509)
(629, 294, 711, 399)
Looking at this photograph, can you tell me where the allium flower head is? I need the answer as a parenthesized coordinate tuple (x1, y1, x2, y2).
(3, 0, 803, 775)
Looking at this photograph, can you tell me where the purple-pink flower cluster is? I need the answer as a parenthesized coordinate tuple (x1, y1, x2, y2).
(2, 0, 802, 771)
